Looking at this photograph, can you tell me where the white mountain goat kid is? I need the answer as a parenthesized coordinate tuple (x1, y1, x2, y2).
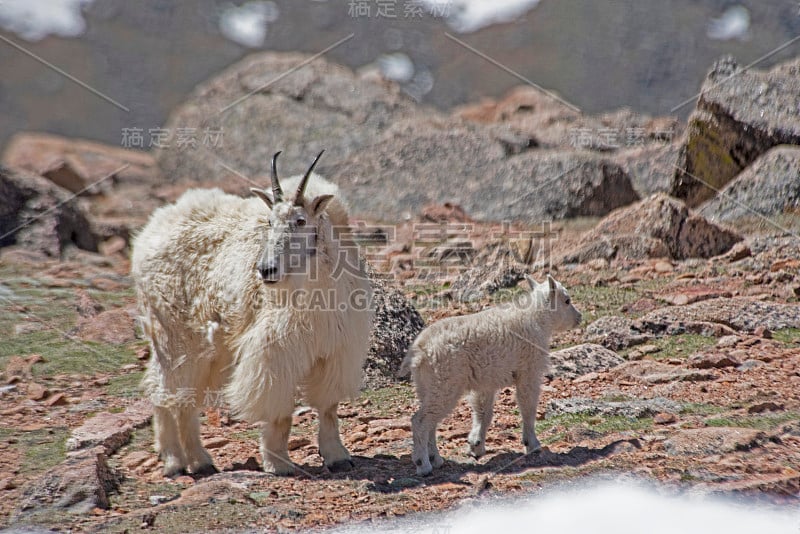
(132, 151, 373, 476)
(400, 275, 581, 476)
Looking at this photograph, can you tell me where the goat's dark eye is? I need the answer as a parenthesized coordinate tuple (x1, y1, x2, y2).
(296, 218, 306, 227)
(565, 298, 571, 305)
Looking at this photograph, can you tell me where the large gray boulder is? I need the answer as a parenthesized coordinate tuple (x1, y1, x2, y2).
(672, 56, 800, 207)
(365, 274, 425, 388)
(700, 145, 800, 222)
(156, 52, 640, 221)
(156, 52, 426, 185)
(331, 121, 639, 221)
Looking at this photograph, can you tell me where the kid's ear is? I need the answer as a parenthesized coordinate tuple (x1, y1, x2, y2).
(525, 274, 537, 290)
(310, 194, 334, 215)
(250, 188, 273, 208)
(547, 274, 557, 293)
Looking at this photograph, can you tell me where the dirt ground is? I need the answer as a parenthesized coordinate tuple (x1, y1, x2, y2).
(1, 218, 799, 533)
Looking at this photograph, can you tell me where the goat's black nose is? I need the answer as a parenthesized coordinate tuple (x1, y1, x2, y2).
(258, 261, 279, 282)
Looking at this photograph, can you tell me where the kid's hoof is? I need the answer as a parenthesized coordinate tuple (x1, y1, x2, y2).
(416, 465, 433, 477)
(326, 459, 355, 473)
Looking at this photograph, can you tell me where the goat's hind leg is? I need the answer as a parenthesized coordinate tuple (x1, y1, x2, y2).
(467, 389, 496, 459)
(260, 416, 294, 475)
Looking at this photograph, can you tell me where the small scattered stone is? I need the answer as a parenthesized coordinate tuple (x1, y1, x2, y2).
(203, 437, 229, 450)
(668, 294, 689, 306)
(753, 326, 772, 339)
(747, 401, 783, 414)
(27, 382, 49, 401)
(174, 475, 195, 485)
(149, 495, 170, 506)
(654, 261, 673, 273)
(136, 346, 151, 360)
(716, 335, 740, 348)
(654, 412, 677, 425)
(349, 432, 368, 443)
(737, 360, 765, 371)
(122, 451, 150, 470)
(45, 393, 68, 407)
(232, 456, 261, 471)
(99, 236, 127, 256)
(637, 344, 661, 355)
(0, 478, 17, 490)
(287, 437, 311, 451)
(688, 352, 741, 369)
(726, 243, 751, 262)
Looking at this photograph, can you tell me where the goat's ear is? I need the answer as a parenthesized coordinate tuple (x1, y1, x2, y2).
(547, 274, 557, 293)
(525, 274, 537, 290)
(250, 188, 274, 208)
(310, 194, 334, 215)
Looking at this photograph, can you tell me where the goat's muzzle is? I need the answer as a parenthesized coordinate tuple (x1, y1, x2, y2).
(257, 259, 280, 283)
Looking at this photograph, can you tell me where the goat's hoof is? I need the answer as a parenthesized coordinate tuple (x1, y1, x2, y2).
(430, 455, 445, 468)
(164, 466, 188, 479)
(192, 463, 219, 477)
(416, 465, 433, 477)
(326, 459, 355, 473)
(264, 463, 296, 476)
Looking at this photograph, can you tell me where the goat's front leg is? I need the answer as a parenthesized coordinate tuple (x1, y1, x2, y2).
(317, 403, 353, 472)
(515, 369, 544, 455)
(260, 416, 294, 475)
(467, 389, 496, 458)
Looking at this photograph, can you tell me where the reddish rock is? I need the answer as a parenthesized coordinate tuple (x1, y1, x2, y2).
(747, 401, 784, 414)
(609, 360, 716, 384)
(725, 242, 752, 262)
(0, 166, 99, 255)
(420, 202, 474, 223)
(367, 418, 412, 432)
(654, 412, 677, 425)
(26, 382, 49, 401)
(75, 289, 103, 318)
(2, 131, 157, 195)
(74, 308, 136, 344)
(287, 437, 311, 451)
(5, 354, 43, 382)
(65, 400, 152, 454)
(98, 236, 127, 256)
(122, 451, 151, 470)
(348, 432, 368, 443)
(204, 437, 230, 450)
(753, 326, 773, 339)
(44, 393, 68, 407)
(559, 193, 741, 263)
(688, 352, 742, 369)
(663, 427, 766, 456)
(14, 447, 119, 518)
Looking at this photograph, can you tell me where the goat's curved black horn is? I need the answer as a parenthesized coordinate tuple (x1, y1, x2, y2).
(271, 151, 284, 202)
(294, 149, 325, 206)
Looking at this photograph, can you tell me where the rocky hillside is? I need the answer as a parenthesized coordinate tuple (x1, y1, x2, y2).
(0, 53, 799, 532)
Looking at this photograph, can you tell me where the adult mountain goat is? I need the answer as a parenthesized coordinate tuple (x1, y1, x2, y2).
(400, 275, 581, 476)
(132, 151, 373, 476)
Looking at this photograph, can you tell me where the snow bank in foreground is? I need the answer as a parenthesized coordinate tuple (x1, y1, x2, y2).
(328, 480, 798, 534)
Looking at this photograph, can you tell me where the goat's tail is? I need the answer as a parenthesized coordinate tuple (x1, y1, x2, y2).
(397, 344, 416, 378)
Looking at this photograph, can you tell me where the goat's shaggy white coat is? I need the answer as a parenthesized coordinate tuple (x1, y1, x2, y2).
(400, 275, 581, 475)
(132, 174, 373, 476)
